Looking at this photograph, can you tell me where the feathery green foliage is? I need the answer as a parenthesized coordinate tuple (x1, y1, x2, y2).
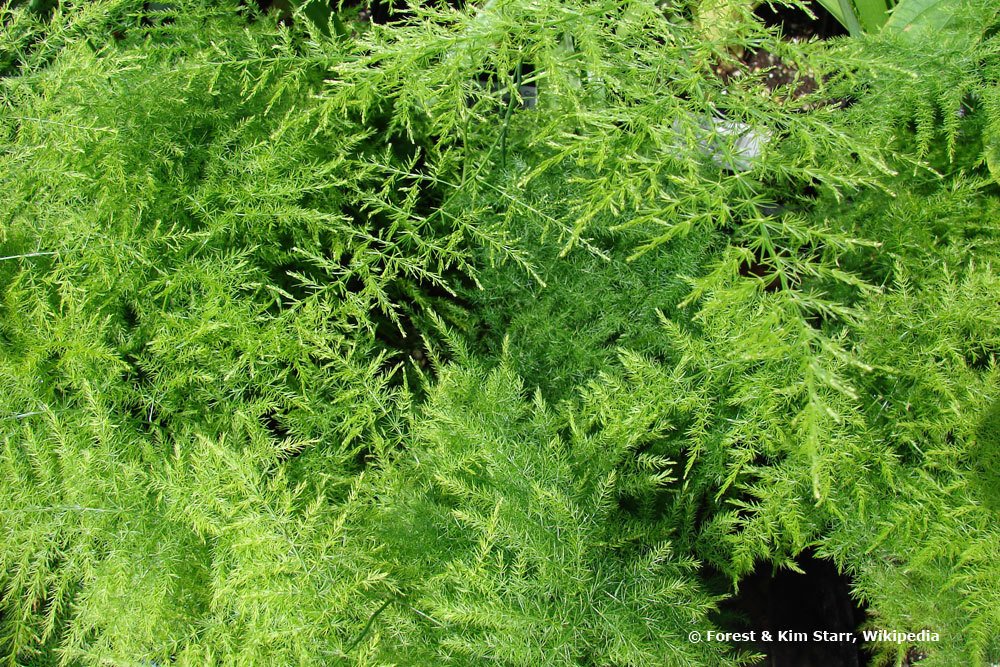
(1, 0, 999, 665)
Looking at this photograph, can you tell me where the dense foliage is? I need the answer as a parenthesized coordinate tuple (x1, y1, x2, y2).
(1, 0, 998, 665)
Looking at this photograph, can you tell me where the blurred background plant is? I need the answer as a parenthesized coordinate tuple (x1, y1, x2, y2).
(694, 0, 964, 39)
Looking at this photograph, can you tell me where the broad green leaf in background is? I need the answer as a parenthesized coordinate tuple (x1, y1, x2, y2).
(815, 0, 960, 37)
(853, 0, 892, 32)
(883, 0, 962, 37)
(814, 0, 876, 35)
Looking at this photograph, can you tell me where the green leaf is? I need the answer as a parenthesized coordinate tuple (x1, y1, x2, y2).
(816, 0, 863, 36)
(883, 0, 962, 37)
(853, 0, 891, 32)
(814, 0, 848, 26)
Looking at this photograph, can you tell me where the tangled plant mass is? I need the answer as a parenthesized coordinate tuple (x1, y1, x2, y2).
(0, 0, 998, 665)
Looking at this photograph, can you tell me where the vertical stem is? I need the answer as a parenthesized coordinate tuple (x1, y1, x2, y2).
(499, 62, 521, 170)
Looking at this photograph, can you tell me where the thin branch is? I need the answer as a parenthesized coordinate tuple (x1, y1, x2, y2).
(0, 251, 56, 262)
(0, 505, 122, 514)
